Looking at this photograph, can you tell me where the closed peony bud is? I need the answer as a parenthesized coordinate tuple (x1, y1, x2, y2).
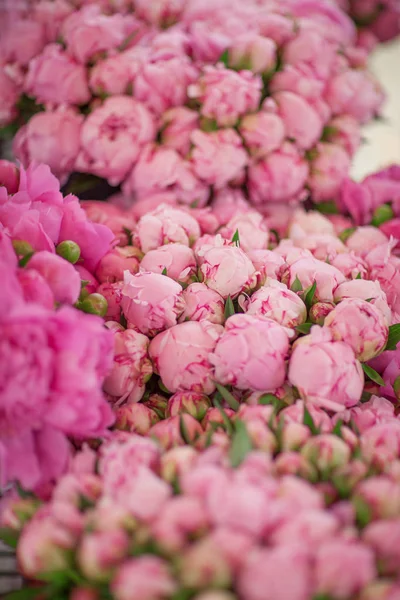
(78, 530, 129, 582)
(179, 283, 225, 325)
(96, 247, 141, 283)
(111, 556, 177, 600)
(178, 537, 232, 589)
(167, 391, 211, 421)
(229, 33, 277, 73)
(121, 271, 185, 336)
(115, 403, 160, 435)
(160, 446, 198, 483)
(149, 415, 203, 449)
(28, 251, 81, 305)
(301, 434, 351, 472)
(0, 159, 19, 193)
(79, 293, 108, 317)
(245, 280, 307, 329)
(309, 301, 335, 325)
(140, 243, 196, 284)
(199, 245, 256, 299)
(56, 240, 81, 264)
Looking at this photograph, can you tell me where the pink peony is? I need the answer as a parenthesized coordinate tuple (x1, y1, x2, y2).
(77, 96, 155, 185)
(0, 160, 19, 194)
(191, 129, 248, 189)
(239, 112, 285, 158)
(245, 280, 307, 329)
(149, 321, 223, 394)
(95, 247, 140, 284)
(0, 69, 20, 127)
(288, 326, 364, 411)
(219, 211, 269, 252)
(210, 314, 291, 391)
(17, 269, 55, 310)
(334, 279, 392, 325)
(97, 282, 123, 321)
(13, 109, 84, 182)
(324, 298, 388, 361)
(27, 251, 81, 305)
(103, 327, 153, 404)
(133, 205, 201, 253)
(25, 44, 90, 106)
(273, 91, 324, 150)
(112, 556, 176, 600)
(199, 244, 256, 299)
(282, 256, 345, 303)
(179, 282, 225, 325)
(363, 519, 400, 575)
(121, 271, 185, 336)
(161, 107, 199, 156)
(248, 143, 309, 205)
(246, 249, 285, 284)
(132, 0, 186, 26)
(89, 50, 142, 97)
(0, 19, 46, 66)
(324, 115, 361, 157)
(78, 530, 129, 582)
(140, 243, 196, 284)
(308, 143, 351, 203)
(188, 65, 262, 127)
(325, 69, 384, 123)
(229, 33, 277, 74)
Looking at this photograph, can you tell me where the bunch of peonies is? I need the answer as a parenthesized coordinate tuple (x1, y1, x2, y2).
(0, 161, 115, 495)
(0, 0, 389, 212)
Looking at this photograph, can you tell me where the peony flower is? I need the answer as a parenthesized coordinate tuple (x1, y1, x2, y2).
(140, 243, 196, 284)
(245, 280, 307, 329)
(239, 111, 285, 158)
(210, 314, 291, 391)
(308, 143, 351, 203)
(199, 244, 256, 299)
(229, 33, 277, 74)
(161, 107, 199, 156)
(27, 251, 81, 305)
(219, 211, 269, 252)
(288, 326, 364, 411)
(149, 321, 223, 394)
(133, 205, 201, 253)
(95, 247, 141, 284)
(325, 69, 384, 124)
(272, 91, 324, 150)
(282, 256, 345, 303)
(179, 283, 225, 325)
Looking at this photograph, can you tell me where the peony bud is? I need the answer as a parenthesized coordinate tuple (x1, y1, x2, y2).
(79, 293, 108, 317)
(78, 530, 129, 582)
(178, 537, 232, 589)
(115, 403, 160, 435)
(56, 240, 81, 264)
(301, 435, 351, 471)
(309, 302, 335, 325)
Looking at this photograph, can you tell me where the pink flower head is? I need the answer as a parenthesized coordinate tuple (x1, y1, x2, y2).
(288, 326, 364, 411)
(219, 211, 269, 252)
(13, 109, 84, 183)
(0, 19, 46, 66)
(325, 69, 385, 124)
(95, 247, 140, 284)
(17, 268, 55, 310)
(330, 252, 368, 281)
(0, 160, 19, 194)
(135, 55, 198, 116)
(112, 556, 176, 600)
(149, 321, 223, 394)
(140, 243, 196, 284)
(363, 519, 400, 575)
(27, 251, 81, 305)
(103, 327, 152, 404)
(282, 256, 345, 303)
(273, 91, 324, 150)
(77, 96, 155, 185)
(62, 5, 136, 64)
(132, 0, 186, 27)
(191, 129, 248, 189)
(337, 396, 396, 435)
(248, 143, 309, 205)
(199, 244, 256, 299)
(121, 271, 185, 336)
(78, 529, 129, 582)
(334, 279, 392, 325)
(229, 33, 277, 74)
(211, 188, 250, 226)
(188, 65, 262, 127)
(308, 143, 351, 203)
(161, 107, 199, 156)
(25, 44, 90, 106)
(239, 111, 285, 158)
(288, 209, 335, 238)
(89, 49, 145, 97)
(324, 297, 388, 361)
(179, 282, 225, 325)
(245, 280, 307, 329)
(324, 115, 361, 157)
(210, 314, 291, 391)
(133, 204, 201, 253)
(345, 226, 388, 257)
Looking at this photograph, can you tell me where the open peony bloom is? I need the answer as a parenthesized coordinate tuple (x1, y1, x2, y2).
(288, 326, 364, 411)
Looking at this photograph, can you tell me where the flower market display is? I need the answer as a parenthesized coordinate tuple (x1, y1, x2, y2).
(1, 0, 400, 599)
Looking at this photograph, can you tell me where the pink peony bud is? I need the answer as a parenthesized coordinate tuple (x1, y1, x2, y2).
(140, 243, 196, 284)
(178, 537, 232, 589)
(97, 282, 123, 321)
(325, 69, 384, 124)
(330, 252, 368, 280)
(132, 0, 186, 27)
(346, 226, 388, 257)
(17, 269, 55, 309)
(282, 256, 345, 303)
(121, 271, 185, 336)
(133, 205, 201, 253)
(219, 211, 269, 252)
(309, 301, 335, 325)
(324, 115, 362, 157)
(248, 142, 309, 205)
(210, 314, 291, 391)
(161, 107, 199, 156)
(167, 391, 211, 421)
(78, 530, 129, 582)
(27, 251, 81, 305)
(334, 279, 391, 325)
(239, 111, 285, 158)
(96, 247, 141, 284)
(115, 403, 160, 435)
(229, 33, 277, 74)
(191, 128, 248, 189)
(288, 326, 364, 411)
(103, 328, 152, 404)
(199, 244, 256, 299)
(308, 143, 351, 203)
(0, 160, 19, 194)
(247, 249, 285, 284)
(273, 91, 324, 150)
(354, 476, 400, 520)
(149, 414, 203, 449)
(111, 556, 177, 600)
(160, 446, 198, 483)
(288, 209, 335, 238)
(149, 321, 223, 394)
(179, 283, 225, 325)
(301, 434, 351, 471)
(89, 49, 142, 97)
(324, 297, 388, 361)
(363, 519, 400, 576)
(245, 280, 307, 329)
(314, 540, 376, 599)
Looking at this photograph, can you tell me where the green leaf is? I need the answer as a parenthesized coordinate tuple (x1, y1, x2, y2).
(19, 252, 34, 268)
(215, 383, 240, 410)
(258, 393, 280, 405)
(385, 324, 400, 351)
(212, 398, 234, 435)
(371, 203, 394, 227)
(161, 267, 168, 276)
(231, 229, 240, 246)
(332, 419, 343, 438)
(361, 391, 373, 403)
(4, 588, 46, 600)
(365, 298, 374, 303)
(394, 374, 400, 400)
(269, 229, 280, 245)
(356, 272, 362, 280)
(229, 420, 253, 468)
(179, 415, 191, 444)
(295, 322, 313, 335)
(158, 380, 171, 395)
(0, 527, 18, 549)
(315, 201, 339, 215)
(122, 227, 133, 245)
(338, 227, 356, 243)
(303, 406, 319, 435)
(290, 275, 303, 293)
(362, 364, 385, 387)
(224, 295, 235, 320)
(219, 49, 229, 66)
(304, 281, 317, 311)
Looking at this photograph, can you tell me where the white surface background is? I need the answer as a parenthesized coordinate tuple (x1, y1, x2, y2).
(351, 38, 400, 180)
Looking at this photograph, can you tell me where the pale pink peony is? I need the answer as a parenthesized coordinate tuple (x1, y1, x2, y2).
(210, 314, 291, 391)
(334, 279, 392, 325)
(211, 188, 250, 226)
(239, 112, 285, 158)
(0, 19, 46, 65)
(25, 44, 90, 106)
(179, 283, 225, 325)
(325, 69, 384, 123)
(324, 115, 361, 157)
(282, 256, 345, 302)
(13, 109, 84, 182)
(273, 91, 324, 150)
(89, 49, 144, 97)
(219, 211, 269, 252)
(248, 143, 309, 205)
(191, 129, 248, 189)
(308, 143, 351, 203)
(78, 530, 129, 581)
(132, 0, 186, 26)
(199, 244, 256, 299)
(33, 0, 74, 41)
(247, 249, 285, 284)
(324, 298, 388, 361)
(95, 247, 140, 284)
(161, 107, 199, 156)
(121, 271, 185, 336)
(336, 396, 396, 435)
(330, 252, 368, 280)
(27, 251, 81, 305)
(140, 243, 196, 284)
(363, 519, 400, 575)
(149, 321, 223, 394)
(103, 327, 153, 404)
(77, 96, 155, 185)
(229, 33, 277, 74)
(112, 556, 176, 600)
(133, 205, 201, 253)
(288, 209, 335, 238)
(288, 326, 364, 411)
(245, 280, 307, 329)
(188, 65, 262, 127)
(283, 27, 336, 79)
